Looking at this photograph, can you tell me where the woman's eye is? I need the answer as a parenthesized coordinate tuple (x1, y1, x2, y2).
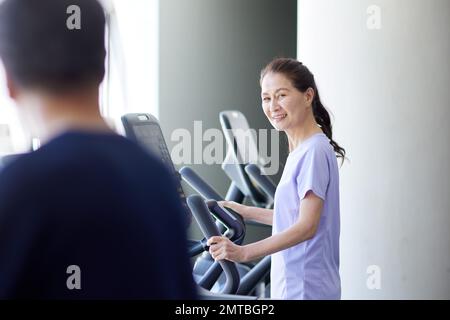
(263, 97, 270, 102)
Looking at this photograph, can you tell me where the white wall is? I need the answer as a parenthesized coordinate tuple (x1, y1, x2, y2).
(298, 0, 450, 299)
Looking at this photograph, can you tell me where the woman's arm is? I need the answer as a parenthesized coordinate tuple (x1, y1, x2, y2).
(209, 191, 323, 262)
(219, 201, 273, 226)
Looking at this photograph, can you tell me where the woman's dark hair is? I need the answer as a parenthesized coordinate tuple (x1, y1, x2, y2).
(260, 57, 346, 163)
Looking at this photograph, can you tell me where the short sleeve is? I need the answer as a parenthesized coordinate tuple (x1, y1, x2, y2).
(296, 146, 330, 201)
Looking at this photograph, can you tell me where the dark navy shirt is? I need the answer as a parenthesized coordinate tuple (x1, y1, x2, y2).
(0, 130, 197, 299)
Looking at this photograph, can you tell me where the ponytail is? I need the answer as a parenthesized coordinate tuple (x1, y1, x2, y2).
(312, 88, 346, 163)
(261, 57, 346, 164)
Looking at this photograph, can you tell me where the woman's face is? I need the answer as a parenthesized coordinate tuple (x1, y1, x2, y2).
(261, 72, 312, 132)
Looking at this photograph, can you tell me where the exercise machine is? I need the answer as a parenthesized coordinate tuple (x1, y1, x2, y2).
(121, 113, 270, 298)
(219, 110, 277, 207)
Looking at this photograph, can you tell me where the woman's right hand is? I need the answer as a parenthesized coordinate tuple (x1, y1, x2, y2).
(218, 200, 250, 220)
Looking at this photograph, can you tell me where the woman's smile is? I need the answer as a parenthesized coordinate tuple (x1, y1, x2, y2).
(271, 113, 287, 123)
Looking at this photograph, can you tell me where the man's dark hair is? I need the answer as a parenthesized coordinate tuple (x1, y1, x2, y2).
(0, 0, 106, 91)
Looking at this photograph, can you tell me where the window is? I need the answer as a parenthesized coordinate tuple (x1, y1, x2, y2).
(101, 0, 159, 130)
(0, 64, 30, 155)
(0, 0, 159, 154)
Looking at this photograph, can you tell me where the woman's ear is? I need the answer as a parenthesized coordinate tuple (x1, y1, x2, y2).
(305, 87, 315, 107)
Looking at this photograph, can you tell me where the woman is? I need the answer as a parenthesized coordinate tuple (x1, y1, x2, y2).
(207, 58, 346, 300)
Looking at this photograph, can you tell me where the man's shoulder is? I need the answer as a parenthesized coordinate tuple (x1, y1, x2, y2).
(0, 151, 37, 180)
(0, 133, 172, 193)
(0, 152, 45, 212)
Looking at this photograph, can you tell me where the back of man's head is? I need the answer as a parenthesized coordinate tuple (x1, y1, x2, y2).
(0, 0, 106, 93)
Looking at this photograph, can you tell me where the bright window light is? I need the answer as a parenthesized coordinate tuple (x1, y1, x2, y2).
(101, 0, 159, 130)
(0, 0, 159, 153)
(0, 63, 30, 155)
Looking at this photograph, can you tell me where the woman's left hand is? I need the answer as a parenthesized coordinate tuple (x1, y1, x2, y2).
(207, 236, 247, 263)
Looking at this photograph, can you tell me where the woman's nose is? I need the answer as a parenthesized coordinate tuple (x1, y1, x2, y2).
(269, 99, 280, 112)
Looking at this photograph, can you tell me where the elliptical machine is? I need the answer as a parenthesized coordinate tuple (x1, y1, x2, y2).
(219, 110, 277, 207)
(121, 113, 270, 297)
(176, 111, 280, 297)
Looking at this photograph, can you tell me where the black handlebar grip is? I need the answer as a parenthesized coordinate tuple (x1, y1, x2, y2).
(180, 167, 224, 201)
(187, 195, 240, 294)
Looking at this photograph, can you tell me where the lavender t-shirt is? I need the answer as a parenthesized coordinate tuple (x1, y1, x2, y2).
(270, 133, 341, 300)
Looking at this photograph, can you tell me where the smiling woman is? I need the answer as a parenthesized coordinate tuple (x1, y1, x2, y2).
(209, 58, 346, 300)
(260, 59, 345, 161)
